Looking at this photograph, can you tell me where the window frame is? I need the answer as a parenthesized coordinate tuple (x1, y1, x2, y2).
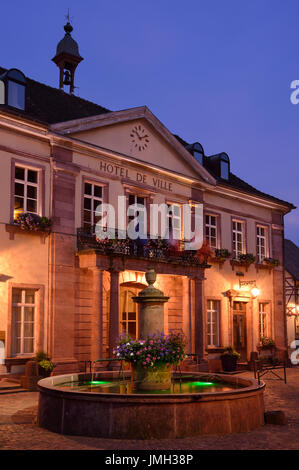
(119, 287, 139, 340)
(11, 159, 45, 223)
(232, 218, 246, 259)
(166, 202, 183, 240)
(205, 213, 220, 249)
(258, 302, 269, 339)
(11, 288, 36, 355)
(7, 283, 44, 358)
(256, 224, 269, 263)
(81, 176, 108, 233)
(206, 299, 221, 347)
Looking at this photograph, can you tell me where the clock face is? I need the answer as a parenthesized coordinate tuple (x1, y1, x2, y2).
(130, 124, 150, 151)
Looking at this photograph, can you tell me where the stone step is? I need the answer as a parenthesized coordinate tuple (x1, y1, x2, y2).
(0, 387, 28, 395)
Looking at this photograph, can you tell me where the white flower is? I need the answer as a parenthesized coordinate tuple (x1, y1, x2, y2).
(130, 353, 134, 356)
(117, 353, 120, 356)
(126, 342, 130, 346)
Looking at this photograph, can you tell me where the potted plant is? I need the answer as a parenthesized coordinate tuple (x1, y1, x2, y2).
(262, 257, 279, 267)
(257, 337, 276, 358)
(15, 213, 51, 232)
(195, 240, 214, 264)
(221, 347, 240, 372)
(114, 331, 187, 391)
(34, 351, 56, 377)
(213, 248, 231, 262)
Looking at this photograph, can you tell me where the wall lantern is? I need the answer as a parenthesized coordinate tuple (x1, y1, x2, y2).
(251, 287, 260, 298)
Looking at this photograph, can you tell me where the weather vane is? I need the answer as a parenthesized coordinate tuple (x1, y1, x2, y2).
(65, 8, 74, 23)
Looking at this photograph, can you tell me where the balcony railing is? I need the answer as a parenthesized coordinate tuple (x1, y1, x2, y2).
(77, 227, 209, 267)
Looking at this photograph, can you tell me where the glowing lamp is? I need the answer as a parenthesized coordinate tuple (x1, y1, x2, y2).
(251, 287, 260, 298)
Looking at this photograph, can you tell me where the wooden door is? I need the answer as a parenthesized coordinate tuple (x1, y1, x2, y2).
(233, 301, 247, 361)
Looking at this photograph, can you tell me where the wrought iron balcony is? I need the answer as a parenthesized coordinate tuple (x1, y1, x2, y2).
(76, 227, 209, 267)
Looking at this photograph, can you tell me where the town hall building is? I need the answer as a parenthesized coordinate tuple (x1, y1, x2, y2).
(0, 21, 295, 374)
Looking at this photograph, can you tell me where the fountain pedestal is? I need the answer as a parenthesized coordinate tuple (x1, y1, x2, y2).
(132, 268, 170, 390)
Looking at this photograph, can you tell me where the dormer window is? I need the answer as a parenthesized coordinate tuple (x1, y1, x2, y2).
(187, 142, 204, 165)
(220, 153, 229, 180)
(0, 69, 26, 111)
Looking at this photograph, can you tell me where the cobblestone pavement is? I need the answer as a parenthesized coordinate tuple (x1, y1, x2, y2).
(0, 368, 299, 450)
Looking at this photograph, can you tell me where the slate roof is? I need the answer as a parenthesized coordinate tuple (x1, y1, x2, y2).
(173, 135, 295, 210)
(284, 239, 299, 281)
(0, 66, 295, 210)
(0, 66, 110, 125)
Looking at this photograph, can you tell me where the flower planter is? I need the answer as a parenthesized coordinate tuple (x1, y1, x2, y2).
(131, 363, 172, 391)
(221, 354, 238, 372)
(257, 346, 275, 359)
(38, 366, 51, 378)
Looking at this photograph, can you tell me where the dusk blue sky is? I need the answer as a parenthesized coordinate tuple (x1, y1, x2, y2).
(2, 0, 299, 244)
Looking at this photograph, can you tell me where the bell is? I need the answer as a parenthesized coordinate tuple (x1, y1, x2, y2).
(63, 70, 71, 86)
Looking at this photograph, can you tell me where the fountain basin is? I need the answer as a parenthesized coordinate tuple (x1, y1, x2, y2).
(37, 371, 265, 439)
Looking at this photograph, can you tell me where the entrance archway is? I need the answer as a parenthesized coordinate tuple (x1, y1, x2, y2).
(0, 341, 4, 365)
(119, 281, 146, 339)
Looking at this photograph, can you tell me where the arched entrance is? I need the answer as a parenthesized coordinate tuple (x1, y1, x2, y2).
(119, 282, 145, 339)
(0, 341, 5, 365)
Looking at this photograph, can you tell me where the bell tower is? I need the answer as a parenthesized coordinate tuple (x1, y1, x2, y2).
(52, 19, 83, 94)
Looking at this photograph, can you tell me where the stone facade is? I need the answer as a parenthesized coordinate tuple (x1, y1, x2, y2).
(0, 103, 293, 374)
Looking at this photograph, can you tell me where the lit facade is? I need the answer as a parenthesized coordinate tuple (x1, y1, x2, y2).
(0, 93, 294, 373)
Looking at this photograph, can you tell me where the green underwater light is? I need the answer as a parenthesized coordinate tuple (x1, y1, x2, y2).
(189, 381, 215, 386)
(88, 381, 112, 385)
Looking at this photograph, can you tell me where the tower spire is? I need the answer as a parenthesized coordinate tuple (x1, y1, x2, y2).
(52, 15, 83, 94)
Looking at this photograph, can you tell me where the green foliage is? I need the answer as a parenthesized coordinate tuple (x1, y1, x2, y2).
(38, 359, 56, 371)
(222, 346, 241, 358)
(34, 351, 48, 362)
(114, 331, 187, 369)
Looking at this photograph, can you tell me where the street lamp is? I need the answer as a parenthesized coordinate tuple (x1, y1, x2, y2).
(251, 287, 260, 298)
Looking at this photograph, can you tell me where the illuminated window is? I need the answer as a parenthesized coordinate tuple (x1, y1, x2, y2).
(120, 288, 139, 339)
(207, 300, 220, 347)
(232, 220, 245, 259)
(0, 69, 26, 110)
(12, 288, 36, 355)
(256, 225, 268, 263)
(167, 203, 182, 240)
(128, 194, 146, 238)
(14, 166, 39, 219)
(83, 182, 103, 231)
(258, 303, 268, 339)
(205, 214, 218, 249)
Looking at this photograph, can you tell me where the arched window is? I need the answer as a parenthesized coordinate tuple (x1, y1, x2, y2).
(220, 153, 230, 180)
(119, 287, 140, 339)
(0, 69, 26, 110)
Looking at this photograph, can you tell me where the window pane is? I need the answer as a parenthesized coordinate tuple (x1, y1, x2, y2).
(15, 182, 24, 196)
(84, 198, 91, 210)
(93, 200, 102, 212)
(84, 183, 92, 195)
(12, 289, 22, 304)
(24, 306, 34, 321)
(12, 306, 21, 323)
(15, 166, 25, 181)
(26, 199, 37, 213)
(128, 312, 136, 321)
(27, 185, 37, 199)
(24, 322, 34, 337)
(94, 185, 102, 198)
(27, 170, 37, 183)
(8, 81, 25, 110)
(24, 338, 34, 353)
(128, 322, 136, 339)
(12, 336, 20, 355)
(84, 210, 91, 223)
(14, 196, 24, 210)
(137, 196, 145, 205)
